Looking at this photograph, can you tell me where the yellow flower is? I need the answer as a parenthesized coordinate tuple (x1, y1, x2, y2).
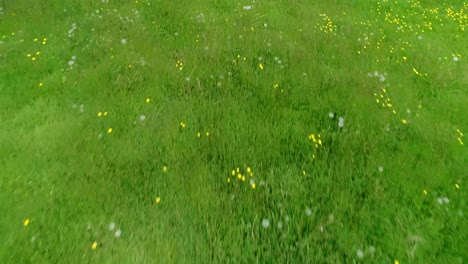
(197, 132, 201, 138)
(206, 132, 210, 137)
(259, 63, 264, 70)
(251, 183, 256, 189)
(227, 178, 231, 183)
(423, 189, 427, 195)
(247, 167, 251, 173)
(98, 112, 102, 117)
(180, 122, 186, 128)
(24, 219, 30, 227)
(231, 170, 235, 176)
(107, 128, 113, 134)
(394, 260, 399, 264)
(156, 197, 161, 203)
(401, 119, 407, 124)
(302, 170, 306, 176)
(242, 176, 246, 181)
(237, 173, 242, 179)
(38, 82, 43, 87)
(163, 166, 167, 173)
(455, 183, 460, 189)
(91, 242, 98, 250)
(103, 111, 108, 116)
(146, 98, 150, 103)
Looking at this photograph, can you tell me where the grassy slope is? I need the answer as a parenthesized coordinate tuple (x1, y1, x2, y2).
(0, 0, 466, 263)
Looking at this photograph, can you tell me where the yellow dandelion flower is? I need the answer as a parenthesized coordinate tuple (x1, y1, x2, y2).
(146, 98, 150, 103)
(156, 197, 161, 203)
(237, 173, 241, 179)
(38, 82, 43, 87)
(227, 178, 231, 183)
(236, 168, 240, 173)
(107, 128, 113, 134)
(197, 132, 201, 138)
(393, 110, 397, 114)
(247, 167, 251, 173)
(423, 189, 427, 195)
(180, 122, 186, 128)
(249, 172, 253, 177)
(36, 51, 40, 55)
(251, 183, 256, 189)
(242, 176, 246, 181)
(231, 170, 235, 176)
(163, 166, 167, 173)
(34, 38, 38, 42)
(401, 119, 407, 124)
(302, 170, 306, 176)
(98, 112, 102, 117)
(259, 63, 264, 70)
(91, 242, 98, 250)
(455, 183, 460, 189)
(206, 132, 210, 137)
(24, 219, 30, 227)
(27, 54, 31, 57)
(31, 57, 36, 61)
(395, 260, 399, 264)
(103, 111, 108, 116)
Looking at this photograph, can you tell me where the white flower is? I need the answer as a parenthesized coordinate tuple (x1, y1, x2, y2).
(328, 112, 335, 118)
(262, 218, 270, 228)
(338, 117, 344, 128)
(68, 60, 74, 66)
(264, 23, 268, 28)
(305, 207, 312, 216)
(442, 197, 449, 204)
(121, 38, 127, 44)
(71, 55, 76, 60)
(357, 249, 364, 259)
(453, 56, 459, 62)
(115, 229, 122, 238)
(379, 76, 385, 82)
(139, 115, 146, 121)
(378, 166, 384, 173)
(418, 35, 423, 40)
(368, 246, 375, 255)
(437, 198, 443, 204)
(243, 5, 252, 10)
(108, 222, 115, 231)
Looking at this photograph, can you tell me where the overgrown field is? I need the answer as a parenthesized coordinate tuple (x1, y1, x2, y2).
(0, 0, 467, 263)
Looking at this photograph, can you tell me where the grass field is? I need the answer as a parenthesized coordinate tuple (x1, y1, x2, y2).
(0, 0, 467, 263)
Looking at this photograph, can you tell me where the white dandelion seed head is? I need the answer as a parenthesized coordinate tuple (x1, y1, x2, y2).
(243, 5, 252, 10)
(418, 35, 423, 40)
(453, 56, 459, 62)
(374, 71, 379, 76)
(437, 198, 443, 204)
(328, 112, 335, 118)
(368, 245, 376, 254)
(185, 77, 190, 82)
(139, 115, 146, 121)
(174, 32, 179, 36)
(379, 76, 385, 82)
(357, 249, 364, 259)
(442, 197, 449, 204)
(305, 207, 312, 216)
(217, 82, 222, 87)
(121, 38, 127, 44)
(284, 215, 290, 222)
(108, 222, 115, 231)
(277, 221, 283, 229)
(378, 166, 384, 173)
(262, 218, 270, 228)
(115, 229, 122, 238)
(68, 60, 74, 66)
(264, 22, 268, 28)
(249, 179, 255, 185)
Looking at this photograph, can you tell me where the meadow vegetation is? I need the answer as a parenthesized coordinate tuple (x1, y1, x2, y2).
(0, 0, 467, 263)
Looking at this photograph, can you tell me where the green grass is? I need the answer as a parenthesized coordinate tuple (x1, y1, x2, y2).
(1, 0, 467, 263)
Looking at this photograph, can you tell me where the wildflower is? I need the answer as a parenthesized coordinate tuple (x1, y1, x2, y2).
(38, 82, 43, 87)
(205, 132, 210, 137)
(121, 38, 127, 44)
(146, 98, 150, 103)
(378, 166, 384, 173)
(91, 242, 98, 250)
(231, 170, 235, 176)
(103, 112, 108, 116)
(423, 189, 428, 195)
(395, 260, 399, 264)
(262, 218, 270, 228)
(251, 183, 256, 189)
(247, 167, 251, 173)
(197, 132, 201, 138)
(163, 166, 167, 173)
(453, 56, 459, 62)
(227, 178, 231, 183)
(107, 128, 113, 134)
(455, 183, 460, 189)
(305, 207, 312, 216)
(243, 5, 252, 10)
(338, 117, 344, 128)
(328, 112, 334, 118)
(98, 112, 102, 117)
(115, 229, 122, 238)
(356, 249, 364, 259)
(24, 219, 30, 227)
(180, 122, 186, 128)
(155, 197, 161, 203)
(139, 115, 146, 121)
(259, 63, 264, 70)
(401, 119, 407, 124)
